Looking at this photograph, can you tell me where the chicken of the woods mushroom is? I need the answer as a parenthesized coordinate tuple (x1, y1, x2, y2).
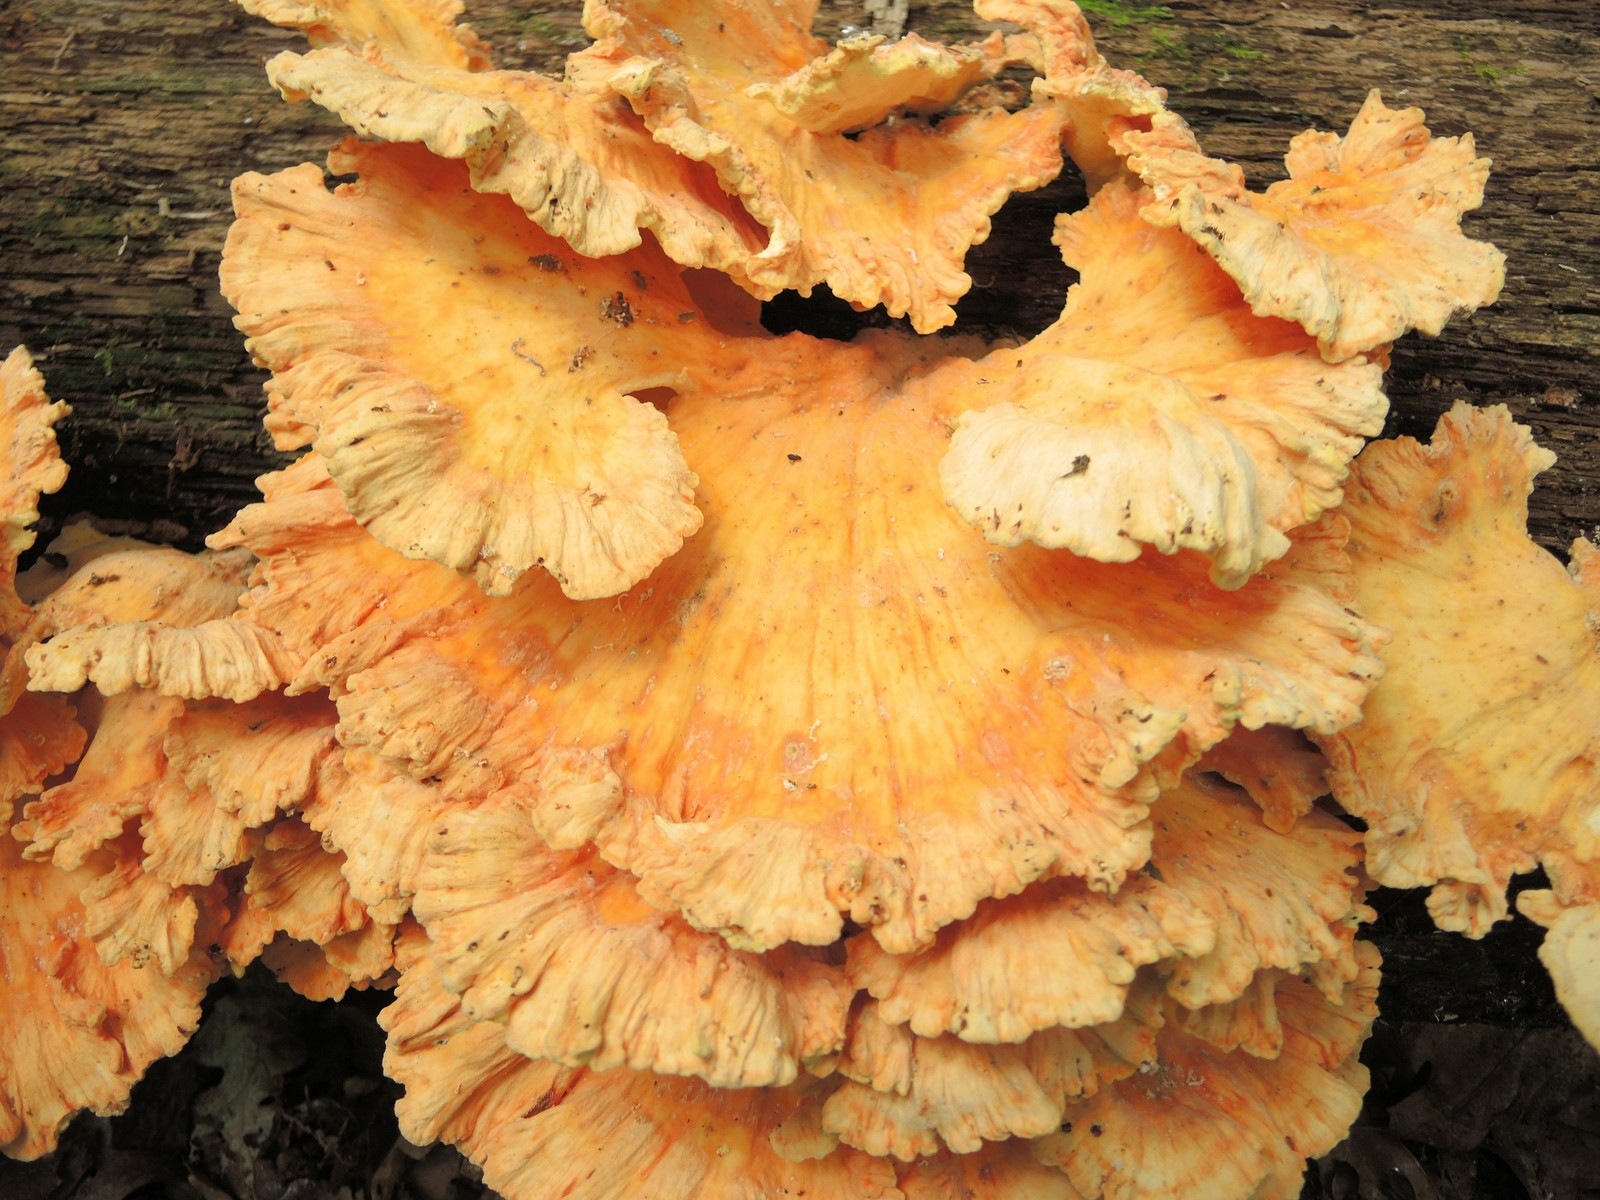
(5, 1, 1593, 1198)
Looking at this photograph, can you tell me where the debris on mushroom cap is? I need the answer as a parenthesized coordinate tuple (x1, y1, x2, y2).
(1119, 91, 1505, 362)
(222, 140, 708, 600)
(1196, 723, 1330, 834)
(235, 0, 491, 70)
(300, 313, 1381, 953)
(939, 180, 1387, 588)
(847, 769, 1367, 1044)
(1034, 945, 1379, 1200)
(380, 931, 901, 1200)
(1316, 403, 1600, 936)
(571, 0, 1068, 331)
(412, 779, 851, 1088)
(0, 808, 217, 1160)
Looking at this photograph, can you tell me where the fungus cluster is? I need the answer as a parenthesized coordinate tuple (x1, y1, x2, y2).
(3, 0, 1595, 1195)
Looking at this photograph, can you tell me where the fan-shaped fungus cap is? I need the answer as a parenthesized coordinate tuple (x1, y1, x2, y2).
(1120, 91, 1505, 361)
(847, 768, 1367, 1045)
(380, 929, 900, 1200)
(1316, 403, 1600, 936)
(217, 815, 398, 1000)
(0, 348, 84, 800)
(814, 986, 1159, 1159)
(1034, 945, 1379, 1200)
(222, 140, 709, 599)
(246, 0, 1074, 330)
(0, 817, 217, 1159)
(214, 138, 1385, 952)
(1, 347, 69, 633)
(21, 542, 291, 703)
(938, 181, 1387, 587)
(14, 542, 262, 867)
(572, 0, 1067, 330)
(138, 692, 339, 887)
(411, 775, 851, 1087)
(974, 0, 1167, 186)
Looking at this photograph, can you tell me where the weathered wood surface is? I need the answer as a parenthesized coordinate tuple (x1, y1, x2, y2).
(2, 0, 1596, 547)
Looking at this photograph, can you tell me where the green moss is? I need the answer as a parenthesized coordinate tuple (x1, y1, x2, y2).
(1077, 0, 1172, 25)
(1456, 37, 1528, 87)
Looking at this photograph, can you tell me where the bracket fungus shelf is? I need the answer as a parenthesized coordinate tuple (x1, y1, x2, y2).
(3, 0, 1597, 1196)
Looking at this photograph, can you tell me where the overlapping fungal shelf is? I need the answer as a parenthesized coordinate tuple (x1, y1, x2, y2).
(4, 1, 1595, 1195)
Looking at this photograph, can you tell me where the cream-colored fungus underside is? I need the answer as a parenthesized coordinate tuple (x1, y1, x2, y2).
(1318, 404, 1600, 936)
(1035, 946, 1378, 1200)
(413, 777, 853, 1089)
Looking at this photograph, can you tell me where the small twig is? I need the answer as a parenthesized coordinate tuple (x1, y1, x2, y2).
(50, 28, 77, 72)
(510, 338, 546, 375)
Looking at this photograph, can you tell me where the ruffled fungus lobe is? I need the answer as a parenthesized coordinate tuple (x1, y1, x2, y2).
(939, 182, 1386, 587)
(1519, 870, 1600, 1052)
(411, 780, 852, 1087)
(222, 139, 706, 599)
(0, 823, 218, 1159)
(250, 0, 1074, 331)
(574, 0, 1067, 330)
(846, 770, 1366, 1045)
(1121, 91, 1505, 361)
(381, 931, 900, 1199)
(1035, 946, 1379, 1200)
(1318, 403, 1600, 936)
(1, 348, 83, 802)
